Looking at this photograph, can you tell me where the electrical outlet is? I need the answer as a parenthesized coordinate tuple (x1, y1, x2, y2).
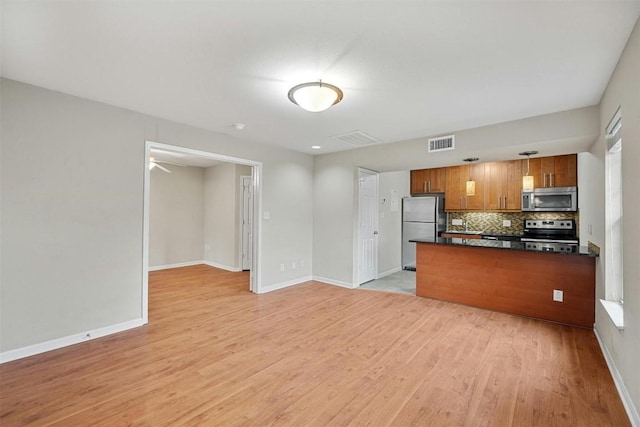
(292, 261, 296, 269)
(452, 219, 463, 226)
(280, 263, 285, 272)
(503, 220, 511, 227)
(553, 289, 564, 302)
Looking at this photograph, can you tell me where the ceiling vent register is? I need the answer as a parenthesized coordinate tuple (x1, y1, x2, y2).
(332, 130, 381, 147)
(428, 135, 455, 152)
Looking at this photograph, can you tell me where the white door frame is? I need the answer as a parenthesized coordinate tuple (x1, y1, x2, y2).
(239, 175, 253, 271)
(354, 167, 379, 286)
(143, 140, 262, 324)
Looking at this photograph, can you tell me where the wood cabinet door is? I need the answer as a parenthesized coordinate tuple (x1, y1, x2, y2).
(505, 160, 522, 210)
(445, 166, 464, 211)
(410, 169, 428, 195)
(428, 167, 447, 192)
(552, 154, 577, 187)
(526, 157, 543, 188)
(484, 162, 503, 210)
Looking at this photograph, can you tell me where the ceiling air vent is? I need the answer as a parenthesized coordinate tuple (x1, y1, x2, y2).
(428, 135, 455, 153)
(332, 130, 381, 147)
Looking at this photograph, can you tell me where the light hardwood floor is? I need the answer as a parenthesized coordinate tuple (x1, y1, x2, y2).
(0, 265, 629, 426)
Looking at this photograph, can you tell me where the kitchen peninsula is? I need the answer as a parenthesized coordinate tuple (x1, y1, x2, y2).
(411, 237, 597, 328)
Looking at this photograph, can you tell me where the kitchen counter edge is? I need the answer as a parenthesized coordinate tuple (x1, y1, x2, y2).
(409, 237, 597, 257)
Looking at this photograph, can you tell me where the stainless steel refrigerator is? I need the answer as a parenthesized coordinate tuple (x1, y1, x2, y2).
(402, 195, 446, 270)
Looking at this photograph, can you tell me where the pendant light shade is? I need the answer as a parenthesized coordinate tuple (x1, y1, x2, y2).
(466, 180, 476, 196)
(519, 151, 539, 191)
(522, 175, 534, 191)
(288, 81, 343, 112)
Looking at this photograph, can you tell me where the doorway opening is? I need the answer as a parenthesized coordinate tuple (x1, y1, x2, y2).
(143, 141, 262, 323)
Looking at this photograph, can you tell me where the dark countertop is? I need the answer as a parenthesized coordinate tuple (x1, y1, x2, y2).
(441, 231, 524, 240)
(410, 236, 597, 257)
(480, 232, 524, 239)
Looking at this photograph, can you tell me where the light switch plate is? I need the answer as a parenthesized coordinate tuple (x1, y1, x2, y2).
(503, 220, 511, 227)
(553, 289, 564, 302)
(452, 219, 463, 226)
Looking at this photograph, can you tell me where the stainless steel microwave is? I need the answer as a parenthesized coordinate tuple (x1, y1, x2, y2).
(521, 187, 577, 212)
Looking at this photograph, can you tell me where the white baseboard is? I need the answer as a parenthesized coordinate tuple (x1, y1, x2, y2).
(149, 260, 204, 271)
(259, 276, 312, 294)
(0, 318, 145, 364)
(378, 266, 402, 278)
(594, 328, 639, 426)
(312, 276, 356, 289)
(203, 261, 242, 272)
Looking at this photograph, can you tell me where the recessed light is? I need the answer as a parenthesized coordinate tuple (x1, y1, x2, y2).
(311, 145, 322, 150)
(232, 123, 245, 131)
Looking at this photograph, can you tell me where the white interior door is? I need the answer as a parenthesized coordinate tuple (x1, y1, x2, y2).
(241, 175, 253, 271)
(357, 169, 379, 285)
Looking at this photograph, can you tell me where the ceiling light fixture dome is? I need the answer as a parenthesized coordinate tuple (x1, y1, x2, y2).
(288, 81, 343, 112)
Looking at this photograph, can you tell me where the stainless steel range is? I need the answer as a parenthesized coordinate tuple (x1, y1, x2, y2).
(521, 219, 579, 253)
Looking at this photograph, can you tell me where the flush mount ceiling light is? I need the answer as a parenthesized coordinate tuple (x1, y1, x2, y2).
(519, 151, 539, 191)
(463, 157, 480, 196)
(288, 81, 343, 112)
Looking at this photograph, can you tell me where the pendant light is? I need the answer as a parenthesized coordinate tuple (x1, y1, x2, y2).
(463, 157, 479, 196)
(519, 151, 538, 191)
(288, 81, 343, 112)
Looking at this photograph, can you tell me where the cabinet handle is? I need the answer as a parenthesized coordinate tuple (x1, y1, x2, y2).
(460, 197, 463, 209)
(428, 181, 431, 192)
(543, 173, 547, 187)
(424, 181, 427, 193)
(550, 173, 554, 187)
(503, 196, 507, 209)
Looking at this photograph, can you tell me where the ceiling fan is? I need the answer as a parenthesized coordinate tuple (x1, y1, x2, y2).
(149, 157, 185, 173)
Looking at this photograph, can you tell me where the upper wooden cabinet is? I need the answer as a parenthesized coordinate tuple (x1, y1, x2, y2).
(417, 154, 576, 212)
(410, 167, 446, 195)
(526, 154, 577, 188)
(445, 164, 485, 211)
(485, 160, 522, 211)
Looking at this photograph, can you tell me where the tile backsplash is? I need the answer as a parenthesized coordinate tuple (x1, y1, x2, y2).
(447, 211, 579, 235)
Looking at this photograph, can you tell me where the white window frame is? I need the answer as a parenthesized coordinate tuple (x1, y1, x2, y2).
(601, 107, 624, 329)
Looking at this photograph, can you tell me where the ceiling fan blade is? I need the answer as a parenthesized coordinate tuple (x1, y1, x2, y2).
(154, 163, 172, 173)
(155, 160, 185, 167)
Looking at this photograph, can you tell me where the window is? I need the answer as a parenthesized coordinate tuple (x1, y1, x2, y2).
(602, 107, 623, 328)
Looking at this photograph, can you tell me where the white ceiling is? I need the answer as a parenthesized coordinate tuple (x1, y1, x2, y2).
(2, 1, 639, 155)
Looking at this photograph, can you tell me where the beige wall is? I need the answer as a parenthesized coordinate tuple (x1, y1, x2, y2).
(587, 17, 640, 421)
(377, 171, 410, 276)
(204, 163, 251, 270)
(0, 78, 314, 353)
(149, 165, 205, 267)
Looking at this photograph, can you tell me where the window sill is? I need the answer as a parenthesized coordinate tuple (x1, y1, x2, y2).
(600, 299, 624, 330)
